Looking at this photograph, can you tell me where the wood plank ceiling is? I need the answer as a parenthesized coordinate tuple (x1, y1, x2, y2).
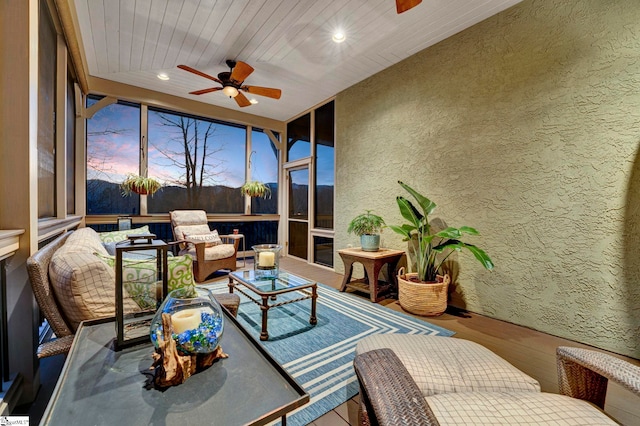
(72, 0, 522, 121)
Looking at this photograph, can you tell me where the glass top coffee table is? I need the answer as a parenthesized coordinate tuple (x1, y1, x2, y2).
(228, 270, 318, 341)
(41, 310, 308, 425)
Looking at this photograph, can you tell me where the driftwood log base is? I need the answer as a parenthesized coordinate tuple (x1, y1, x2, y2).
(150, 313, 228, 388)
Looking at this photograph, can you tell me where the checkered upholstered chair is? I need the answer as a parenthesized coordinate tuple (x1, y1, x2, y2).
(354, 335, 639, 425)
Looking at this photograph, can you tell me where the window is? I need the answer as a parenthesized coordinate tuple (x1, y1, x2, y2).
(287, 113, 311, 162)
(314, 101, 334, 229)
(86, 96, 141, 214)
(250, 129, 279, 215)
(66, 73, 76, 214)
(147, 109, 246, 213)
(313, 236, 333, 268)
(37, 0, 57, 218)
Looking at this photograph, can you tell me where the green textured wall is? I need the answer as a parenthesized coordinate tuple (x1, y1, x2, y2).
(335, 0, 640, 358)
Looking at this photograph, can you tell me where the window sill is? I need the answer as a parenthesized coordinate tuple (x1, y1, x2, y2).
(38, 216, 82, 243)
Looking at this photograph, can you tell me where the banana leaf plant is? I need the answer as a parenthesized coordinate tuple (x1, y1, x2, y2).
(388, 181, 494, 282)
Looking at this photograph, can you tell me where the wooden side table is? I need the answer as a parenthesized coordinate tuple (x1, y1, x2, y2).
(338, 247, 405, 302)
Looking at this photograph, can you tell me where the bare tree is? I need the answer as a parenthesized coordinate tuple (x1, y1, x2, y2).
(151, 113, 226, 206)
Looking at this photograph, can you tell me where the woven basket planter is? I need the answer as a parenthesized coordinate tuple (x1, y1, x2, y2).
(397, 267, 450, 316)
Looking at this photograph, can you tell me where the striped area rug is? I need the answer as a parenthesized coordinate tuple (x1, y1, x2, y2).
(204, 280, 454, 426)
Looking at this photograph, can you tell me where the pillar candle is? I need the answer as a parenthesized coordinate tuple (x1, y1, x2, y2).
(171, 309, 201, 334)
(259, 251, 275, 267)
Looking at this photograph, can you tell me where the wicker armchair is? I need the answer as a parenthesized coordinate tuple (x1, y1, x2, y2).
(27, 229, 241, 359)
(26, 232, 76, 358)
(354, 346, 640, 425)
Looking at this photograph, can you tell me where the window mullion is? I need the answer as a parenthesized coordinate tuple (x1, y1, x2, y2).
(140, 104, 149, 215)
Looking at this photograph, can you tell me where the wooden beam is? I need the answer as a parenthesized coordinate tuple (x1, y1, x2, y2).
(52, 0, 89, 93)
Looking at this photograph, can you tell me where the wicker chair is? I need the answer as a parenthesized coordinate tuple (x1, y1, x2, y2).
(27, 229, 241, 359)
(169, 210, 240, 282)
(354, 346, 640, 425)
(26, 232, 76, 358)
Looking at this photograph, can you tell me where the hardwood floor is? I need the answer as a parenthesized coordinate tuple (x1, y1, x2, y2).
(278, 256, 640, 426)
(24, 256, 640, 425)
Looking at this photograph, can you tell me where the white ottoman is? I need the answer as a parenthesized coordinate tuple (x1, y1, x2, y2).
(355, 334, 540, 396)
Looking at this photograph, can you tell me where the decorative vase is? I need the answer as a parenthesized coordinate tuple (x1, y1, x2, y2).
(150, 287, 224, 354)
(252, 244, 282, 279)
(397, 267, 450, 316)
(360, 234, 380, 252)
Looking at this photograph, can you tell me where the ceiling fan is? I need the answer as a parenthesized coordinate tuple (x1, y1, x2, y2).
(177, 60, 282, 107)
(396, 0, 422, 14)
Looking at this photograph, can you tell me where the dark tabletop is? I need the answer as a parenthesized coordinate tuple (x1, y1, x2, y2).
(41, 312, 308, 425)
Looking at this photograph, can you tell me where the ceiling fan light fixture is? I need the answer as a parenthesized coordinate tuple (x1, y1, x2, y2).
(222, 86, 239, 98)
(332, 31, 346, 43)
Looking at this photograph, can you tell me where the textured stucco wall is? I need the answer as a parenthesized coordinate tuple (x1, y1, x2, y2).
(335, 0, 640, 358)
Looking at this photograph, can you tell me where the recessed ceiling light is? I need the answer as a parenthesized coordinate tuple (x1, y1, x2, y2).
(332, 32, 346, 43)
(157, 73, 170, 81)
(249, 98, 258, 105)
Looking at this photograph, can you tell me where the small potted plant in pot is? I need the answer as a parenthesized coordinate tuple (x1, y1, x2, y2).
(241, 180, 271, 199)
(121, 174, 162, 196)
(347, 210, 386, 252)
(389, 181, 493, 316)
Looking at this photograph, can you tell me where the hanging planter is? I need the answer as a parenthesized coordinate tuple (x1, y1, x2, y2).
(121, 174, 162, 197)
(240, 180, 271, 199)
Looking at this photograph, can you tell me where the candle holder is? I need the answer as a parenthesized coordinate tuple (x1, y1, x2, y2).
(149, 287, 227, 387)
(252, 244, 282, 280)
(150, 287, 224, 355)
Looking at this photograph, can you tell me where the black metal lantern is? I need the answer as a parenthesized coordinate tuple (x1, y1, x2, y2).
(115, 236, 168, 350)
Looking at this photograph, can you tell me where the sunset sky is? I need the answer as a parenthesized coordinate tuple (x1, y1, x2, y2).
(86, 98, 333, 188)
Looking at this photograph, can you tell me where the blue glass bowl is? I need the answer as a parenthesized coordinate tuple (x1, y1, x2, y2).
(150, 287, 224, 354)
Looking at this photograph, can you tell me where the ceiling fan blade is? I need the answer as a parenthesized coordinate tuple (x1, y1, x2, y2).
(242, 86, 282, 99)
(189, 87, 223, 95)
(396, 0, 422, 14)
(177, 64, 223, 84)
(230, 61, 254, 83)
(234, 91, 252, 107)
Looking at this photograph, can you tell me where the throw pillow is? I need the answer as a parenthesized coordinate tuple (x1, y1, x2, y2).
(184, 230, 223, 247)
(95, 253, 196, 310)
(49, 250, 141, 331)
(98, 225, 151, 244)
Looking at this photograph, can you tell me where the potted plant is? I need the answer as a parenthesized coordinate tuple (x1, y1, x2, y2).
(121, 174, 162, 196)
(389, 181, 494, 316)
(347, 210, 386, 252)
(241, 180, 271, 199)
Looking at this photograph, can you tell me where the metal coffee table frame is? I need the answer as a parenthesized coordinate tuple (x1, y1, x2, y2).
(228, 270, 318, 341)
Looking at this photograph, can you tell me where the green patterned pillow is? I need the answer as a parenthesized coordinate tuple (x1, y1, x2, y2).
(95, 253, 196, 309)
(98, 225, 151, 244)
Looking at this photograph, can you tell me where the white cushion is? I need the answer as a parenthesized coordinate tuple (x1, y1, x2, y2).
(63, 227, 108, 256)
(426, 391, 616, 425)
(181, 243, 236, 261)
(49, 243, 140, 330)
(184, 230, 223, 247)
(174, 224, 211, 241)
(355, 334, 540, 396)
(170, 210, 208, 226)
